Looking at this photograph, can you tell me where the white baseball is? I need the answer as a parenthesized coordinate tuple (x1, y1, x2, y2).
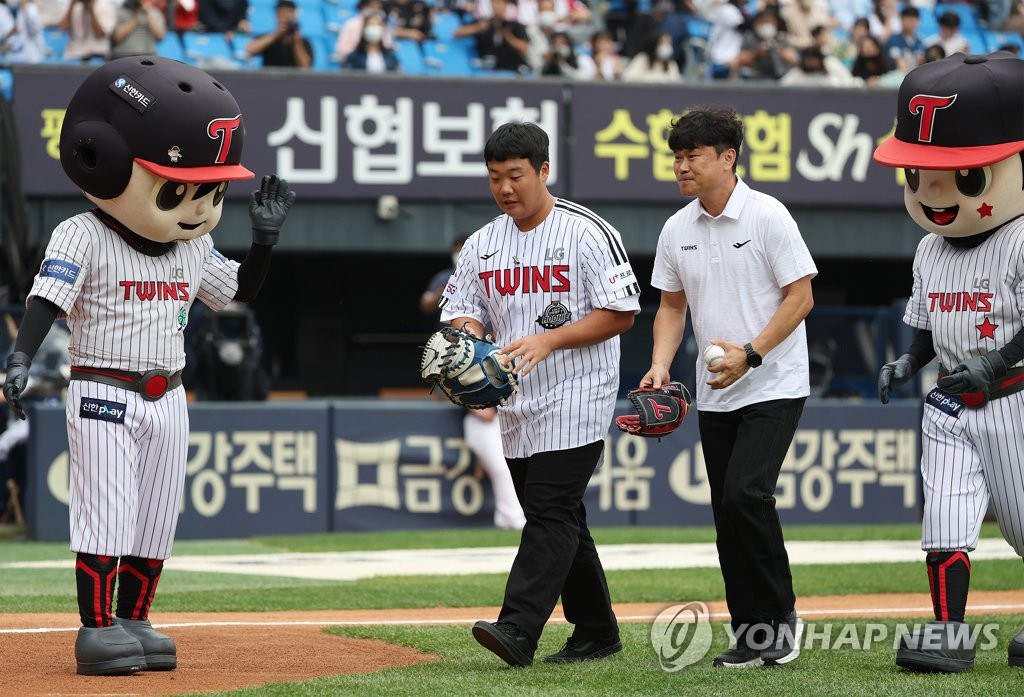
(703, 344, 725, 367)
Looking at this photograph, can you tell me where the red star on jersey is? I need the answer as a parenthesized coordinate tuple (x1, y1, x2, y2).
(977, 202, 993, 218)
(977, 317, 998, 339)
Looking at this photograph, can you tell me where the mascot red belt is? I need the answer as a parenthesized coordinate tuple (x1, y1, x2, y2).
(874, 51, 1024, 674)
(2, 57, 294, 676)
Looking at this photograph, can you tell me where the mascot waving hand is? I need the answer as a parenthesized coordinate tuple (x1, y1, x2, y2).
(874, 52, 1024, 674)
(2, 57, 293, 675)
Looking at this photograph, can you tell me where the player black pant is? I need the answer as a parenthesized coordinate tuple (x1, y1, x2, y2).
(498, 440, 618, 646)
(698, 397, 805, 642)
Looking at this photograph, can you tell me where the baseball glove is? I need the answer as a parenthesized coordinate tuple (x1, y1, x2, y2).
(615, 382, 692, 439)
(420, 327, 518, 409)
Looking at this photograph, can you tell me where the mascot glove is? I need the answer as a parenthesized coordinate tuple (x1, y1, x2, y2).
(249, 175, 296, 246)
(877, 353, 917, 404)
(936, 350, 1007, 395)
(3, 351, 32, 421)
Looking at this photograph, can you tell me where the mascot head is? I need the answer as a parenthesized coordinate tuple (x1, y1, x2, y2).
(874, 52, 1024, 238)
(59, 56, 255, 244)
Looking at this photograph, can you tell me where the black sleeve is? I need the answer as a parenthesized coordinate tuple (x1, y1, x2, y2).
(997, 325, 1024, 368)
(234, 243, 273, 303)
(12, 298, 62, 359)
(905, 329, 937, 373)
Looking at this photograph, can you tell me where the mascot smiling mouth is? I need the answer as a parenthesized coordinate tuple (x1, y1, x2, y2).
(178, 221, 203, 230)
(920, 203, 959, 226)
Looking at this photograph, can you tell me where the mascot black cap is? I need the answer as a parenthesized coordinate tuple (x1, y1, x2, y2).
(874, 51, 1024, 170)
(59, 56, 255, 200)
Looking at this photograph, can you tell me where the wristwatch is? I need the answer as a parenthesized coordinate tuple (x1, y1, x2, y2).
(744, 343, 762, 368)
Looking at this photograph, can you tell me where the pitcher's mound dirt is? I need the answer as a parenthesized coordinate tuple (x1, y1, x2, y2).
(2, 590, 1022, 696)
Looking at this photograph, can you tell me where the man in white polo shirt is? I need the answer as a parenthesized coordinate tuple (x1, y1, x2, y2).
(639, 104, 818, 669)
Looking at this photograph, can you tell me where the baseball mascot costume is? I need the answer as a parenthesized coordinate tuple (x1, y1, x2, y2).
(2, 56, 294, 675)
(874, 51, 1024, 674)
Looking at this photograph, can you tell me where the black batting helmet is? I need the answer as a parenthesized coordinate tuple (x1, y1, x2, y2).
(59, 56, 254, 200)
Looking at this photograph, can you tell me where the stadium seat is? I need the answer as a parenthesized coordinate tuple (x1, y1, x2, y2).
(155, 32, 186, 63)
(42, 27, 69, 63)
(323, 2, 356, 33)
(916, 7, 939, 38)
(182, 32, 239, 68)
(247, 4, 277, 35)
(422, 38, 476, 76)
(987, 30, 1024, 53)
(961, 29, 988, 54)
(393, 38, 425, 74)
(431, 11, 464, 42)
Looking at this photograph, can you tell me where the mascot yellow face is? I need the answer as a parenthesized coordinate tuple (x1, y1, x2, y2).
(874, 53, 1024, 238)
(59, 56, 254, 244)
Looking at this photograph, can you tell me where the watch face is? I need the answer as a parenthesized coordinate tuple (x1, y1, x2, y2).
(745, 343, 762, 367)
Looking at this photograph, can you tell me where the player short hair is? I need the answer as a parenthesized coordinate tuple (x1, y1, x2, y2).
(484, 122, 549, 174)
(667, 105, 744, 170)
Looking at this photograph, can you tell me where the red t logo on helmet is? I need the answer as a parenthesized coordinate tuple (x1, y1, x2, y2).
(908, 94, 957, 143)
(207, 115, 242, 164)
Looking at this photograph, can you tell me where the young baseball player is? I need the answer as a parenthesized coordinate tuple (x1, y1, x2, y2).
(440, 121, 640, 667)
(874, 51, 1024, 673)
(1, 56, 294, 676)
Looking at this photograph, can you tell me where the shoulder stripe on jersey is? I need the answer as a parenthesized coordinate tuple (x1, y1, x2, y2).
(554, 199, 628, 265)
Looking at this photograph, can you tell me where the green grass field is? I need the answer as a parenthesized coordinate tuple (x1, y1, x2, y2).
(2, 523, 1022, 696)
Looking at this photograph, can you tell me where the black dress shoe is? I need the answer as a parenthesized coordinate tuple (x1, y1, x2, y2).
(544, 634, 622, 663)
(472, 620, 535, 667)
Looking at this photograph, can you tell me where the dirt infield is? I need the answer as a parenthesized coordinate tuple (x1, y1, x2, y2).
(2, 591, 1022, 696)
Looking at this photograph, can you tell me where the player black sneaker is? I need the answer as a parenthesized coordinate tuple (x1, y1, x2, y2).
(1009, 626, 1024, 667)
(761, 611, 804, 666)
(896, 621, 975, 673)
(711, 643, 763, 668)
(543, 634, 622, 663)
(472, 620, 535, 667)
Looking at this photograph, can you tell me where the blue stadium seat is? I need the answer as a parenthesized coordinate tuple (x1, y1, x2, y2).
(916, 7, 939, 38)
(422, 38, 476, 76)
(961, 29, 988, 54)
(248, 4, 277, 35)
(311, 33, 335, 70)
(42, 27, 69, 63)
(987, 30, 1024, 53)
(182, 32, 239, 68)
(393, 38, 425, 74)
(323, 2, 356, 33)
(431, 11, 464, 42)
(155, 32, 186, 63)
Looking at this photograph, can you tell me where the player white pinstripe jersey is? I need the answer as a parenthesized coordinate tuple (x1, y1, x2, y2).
(29, 211, 240, 373)
(904, 218, 1024, 372)
(439, 199, 641, 458)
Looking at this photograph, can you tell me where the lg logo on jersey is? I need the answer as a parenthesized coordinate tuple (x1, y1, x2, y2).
(80, 398, 127, 424)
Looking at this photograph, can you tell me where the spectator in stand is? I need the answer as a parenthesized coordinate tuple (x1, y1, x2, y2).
(922, 41, 945, 62)
(866, 0, 901, 44)
(703, 0, 747, 80)
(36, 0, 69, 27)
(59, 0, 116, 61)
(927, 10, 970, 56)
(779, 44, 860, 85)
(622, 29, 680, 82)
(824, 0, 870, 29)
(342, 12, 401, 71)
(540, 29, 594, 78)
(850, 32, 894, 85)
(978, 0, 1012, 29)
(883, 5, 924, 73)
(1002, 0, 1024, 33)
(0, 0, 47, 62)
(198, 0, 250, 38)
(171, 0, 199, 35)
(453, 0, 531, 74)
(389, 0, 433, 44)
(334, 0, 392, 63)
(588, 28, 624, 80)
(734, 9, 797, 80)
(780, 0, 836, 50)
(525, 0, 561, 72)
(110, 0, 166, 58)
(245, 0, 312, 68)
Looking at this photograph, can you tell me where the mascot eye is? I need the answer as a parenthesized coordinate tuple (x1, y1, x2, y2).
(156, 181, 188, 211)
(955, 167, 990, 197)
(904, 168, 919, 192)
(212, 182, 228, 207)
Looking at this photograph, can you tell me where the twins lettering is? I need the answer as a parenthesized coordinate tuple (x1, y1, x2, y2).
(120, 280, 191, 301)
(479, 265, 570, 297)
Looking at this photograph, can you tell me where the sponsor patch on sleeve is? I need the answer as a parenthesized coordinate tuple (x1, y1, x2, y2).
(926, 387, 964, 418)
(39, 259, 81, 285)
(80, 397, 127, 424)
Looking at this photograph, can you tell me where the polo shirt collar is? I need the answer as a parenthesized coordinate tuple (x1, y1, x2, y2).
(699, 176, 748, 220)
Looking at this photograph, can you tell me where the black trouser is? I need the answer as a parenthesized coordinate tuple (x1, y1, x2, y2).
(498, 440, 618, 647)
(698, 398, 805, 640)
